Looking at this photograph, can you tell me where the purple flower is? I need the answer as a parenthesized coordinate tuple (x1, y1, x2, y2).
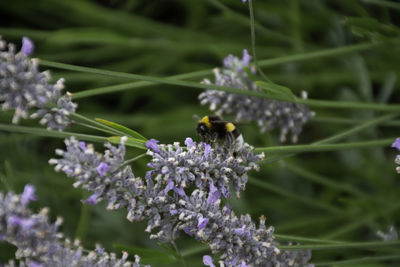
(78, 141, 86, 150)
(96, 162, 109, 177)
(392, 138, 400, 151)
(203, 255, 215, 267)
(29, 262, 44, 267)
(242, 49, 251, 66)
(85, 192, 100, 205)
(174, 187, 186, 197)
(146, 139, 160, 153)
(197, 216, 209, 229)
(207, 183, 220, 204)
(185, 137, 196, 148)
(164, 180, 174, 193)
(21, 184, 37, 206)
(204, 143, 212, 158)
(169, 209, 178, 215)
(21, 36, 35, 56)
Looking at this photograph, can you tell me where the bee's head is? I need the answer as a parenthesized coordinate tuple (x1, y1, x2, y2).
(196, 122, 209, 137)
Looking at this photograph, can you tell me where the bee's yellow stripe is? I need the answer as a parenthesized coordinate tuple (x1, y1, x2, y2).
(225, 122, 235, 132)
(200, 116, 212, 129)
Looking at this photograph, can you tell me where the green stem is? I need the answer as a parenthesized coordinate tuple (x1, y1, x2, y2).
(248, 0, 270, 81)
(0, 124, 107, 143)
(255, 138, 395, 154)
(279, 240, 400, 250)
(361, 0, 400, 10)
(313, 116, 400, 127)
(70, 113, 126, 137)
(122, 153, 147, 167)
(314, 254, 400, 266)
(313, 113, 398, 145)
(171, 241, 188, 267)
(75, 201, 90, 242)
(274, 234, 345, 244)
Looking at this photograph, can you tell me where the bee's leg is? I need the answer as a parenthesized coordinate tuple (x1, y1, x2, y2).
(226, 132, 235, 155)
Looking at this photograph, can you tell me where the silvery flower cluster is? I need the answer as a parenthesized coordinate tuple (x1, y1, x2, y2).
(377, 226, 398, 241)
(146, 138, 264, 198)
(199, 49, 315, 143)
(392, 138, 400, 173)
(50, 136, 313, 266)
(0, 37, 77, 130)
(0, 184, 145, 267)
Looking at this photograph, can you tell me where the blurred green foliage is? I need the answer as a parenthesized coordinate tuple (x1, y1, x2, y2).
(1, 0, 400, 266)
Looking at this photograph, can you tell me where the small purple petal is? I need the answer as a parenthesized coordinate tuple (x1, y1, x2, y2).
(21, 37, 35, 56)
(161, 166, 169, 174)
(8, 216, 22, 226)
(207, 183, 220, 204)
(169, 209, 178, 215)
(242, 0, 247, 3)
(21, 184, 37, 206)
(20, 218, 36, 230)
(176, 167, 185, 173)
(204, 143, 212, 158)
(145, 171, 154, 179)
(96, 162, 109, 177)
(146, 139, 160, 153)
(234, 225, 246, 235)
(29, 262, 43, 267)
(392, 138, 400, 151)
(78, 141, 86, 150)
(198, 216, 209, 229)
(164, 180, 174, 193)
(174, 187, 186, 197)
(242, 49, 252, 66)
(85, 192, 100, 205)
(241, 261, 249, 267)
(74, 249, 82, 259)
(203, 255, 215, 267)
(95, 247, 105, 254)
(184, 226, 194, 236)
(185, 137, 196, 148)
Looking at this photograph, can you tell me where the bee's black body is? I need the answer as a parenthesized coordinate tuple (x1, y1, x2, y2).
(197, 115, 243, 152)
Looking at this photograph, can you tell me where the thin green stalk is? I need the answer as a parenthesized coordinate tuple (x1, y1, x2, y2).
(0, 124, 107, 143)
(279, 240, 400, 250)
(171, 241, 188, 267)
(255, 138, 395, 154)
(313, 113, 398, 145)
(314, 254, 400, 266)
(248, 0, 270, 81)
(248, 178, 342, 214)
(75, 202, 90, 243)
(181, 245, 209, 257)
(41, 59, 400, 112)
(274, 234, 345, 244)
(312, 116, 400, 127)
(122, 153, 147, 167)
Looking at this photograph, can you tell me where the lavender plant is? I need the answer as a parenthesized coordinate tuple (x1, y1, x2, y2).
(0, 37, 76, 130)
(0, 184, 145, 266)
(199, 50, 315, 143)
(49, 136, 313, 266)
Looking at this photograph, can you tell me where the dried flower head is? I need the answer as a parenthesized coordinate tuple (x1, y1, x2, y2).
(0, 37, 76, 130)
(0, 185, 145, 267)
(199, 50, 315, 143)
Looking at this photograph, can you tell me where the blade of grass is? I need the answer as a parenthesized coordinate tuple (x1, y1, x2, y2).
(279, 240, 400, 250)
(274, 234, 345, 244)
(0, 124, 107, 143)
(255, 138, 395, 154)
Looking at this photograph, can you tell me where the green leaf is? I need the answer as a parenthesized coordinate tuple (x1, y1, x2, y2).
(345, 17, 400, 40)
(96, 118, 147, 141)
(107, 136, 147, 150)
(256, 81, 297, 101)
(113, 243, 178, 264)
(157, 242, 179, 259)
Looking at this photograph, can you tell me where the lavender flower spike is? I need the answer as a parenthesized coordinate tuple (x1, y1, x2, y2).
(0, 37, 77, 130)
(392, 138, 400, 173)
(0, 186, 145, 267)
(199, 50, 315, 143)
(52, 137, 312, 266)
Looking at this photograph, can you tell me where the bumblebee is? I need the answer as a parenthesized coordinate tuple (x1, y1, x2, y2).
(196, 115, 244, 152)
